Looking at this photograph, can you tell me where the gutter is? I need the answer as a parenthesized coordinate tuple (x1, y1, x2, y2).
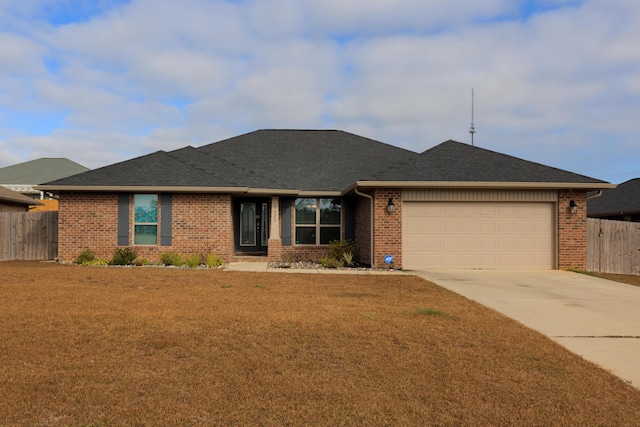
(34, 185, 304, 196)
(354, 187, 374, 267)
(353, 181, 617, 191)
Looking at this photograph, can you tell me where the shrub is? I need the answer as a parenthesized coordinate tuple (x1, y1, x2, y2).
(110, 247, 137, 265)
(319, 256, 343, 268)
(75, 249, 96, 265)
(326, 239, 359, 265)
(134, 258, 150, 266)
(280, 251, 301, 264)
(160, 251, 184, 267)
(185, 253, 202, 269)
(206, 253, 224, 268)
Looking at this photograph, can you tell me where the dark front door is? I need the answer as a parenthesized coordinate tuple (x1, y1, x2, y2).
(235, 199, 269, 255)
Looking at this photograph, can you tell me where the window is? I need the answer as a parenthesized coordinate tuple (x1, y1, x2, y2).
(134, 194, 158, 245)
(295, 198, 341, 245)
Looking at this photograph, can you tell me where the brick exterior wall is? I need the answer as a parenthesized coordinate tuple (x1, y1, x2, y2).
(58, 192, 119, 261)
(557, 190, 587, 270)
(58, 188, 590, 270)
(372, 188, 402, 268)
(58, 192, 234, 263)
(354, 194, 372, 265)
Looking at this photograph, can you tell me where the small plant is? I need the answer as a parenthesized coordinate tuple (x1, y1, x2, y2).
(185, 253, 202, 268)
(75, 249, 96, 264)
(134, 258, 150, 266)
(206, 253, 223, 268)
(85, 259, 109, 266)
(342, 251, 354, 266)
(110, 247, 137, 265)
(280, 251, 301, 264)
(319, 256, 344, 268)
(160, 251, 184, 267)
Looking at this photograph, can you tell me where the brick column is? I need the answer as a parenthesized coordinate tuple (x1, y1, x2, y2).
(372, 188, 402, 268)
(557, 190, 587, 270)
(268, 196, 282, 262)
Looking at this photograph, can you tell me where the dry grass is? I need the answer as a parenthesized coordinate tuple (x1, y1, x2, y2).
(577, 270, 640, 287)
(2, 261, 640, 426)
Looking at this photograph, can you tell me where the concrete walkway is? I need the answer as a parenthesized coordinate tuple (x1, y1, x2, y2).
(411, 270, 640, 389)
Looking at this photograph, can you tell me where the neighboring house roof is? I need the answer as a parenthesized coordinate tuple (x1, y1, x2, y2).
(0, 158, 90, 194)
(38, 130, 613, 194)
(0, 158, 90, 184)
(0, 186, 43, 206)
(587, 178, 640, 217)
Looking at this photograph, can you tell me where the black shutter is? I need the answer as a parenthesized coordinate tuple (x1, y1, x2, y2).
(117, 193, 130, 246)
(160, 193, 172, 246)
(281, 197, 292, 246)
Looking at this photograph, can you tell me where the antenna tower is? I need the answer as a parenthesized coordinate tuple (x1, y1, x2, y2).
(469, 88, 476, 146)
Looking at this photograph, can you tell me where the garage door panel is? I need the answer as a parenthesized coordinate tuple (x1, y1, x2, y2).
(441, 237, 459, 249)
(477, 221, 496, 233)
(403, 202, 554, 270)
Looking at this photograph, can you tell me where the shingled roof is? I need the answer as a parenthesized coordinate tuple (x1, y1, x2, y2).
(367, 140, 609, 184)
(0, 158, 89, 185)
(39, 130, 612, 193)
(588, 178, 640, 217)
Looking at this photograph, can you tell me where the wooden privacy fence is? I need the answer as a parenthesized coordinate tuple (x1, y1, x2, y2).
(587, 218, 640, 276)
(0, 211, 58, 261)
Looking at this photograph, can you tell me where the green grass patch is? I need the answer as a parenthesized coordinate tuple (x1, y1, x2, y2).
(412, 307, 452, 318)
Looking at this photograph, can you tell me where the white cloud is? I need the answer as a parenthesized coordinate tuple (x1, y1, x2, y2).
(0, 0, 638, 183)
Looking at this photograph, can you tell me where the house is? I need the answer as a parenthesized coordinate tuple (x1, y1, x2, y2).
(37, 130, 614, 270)
(0, 158, 89, 211)
(587, 178, 640, 222)
(0, 186, 43, 212)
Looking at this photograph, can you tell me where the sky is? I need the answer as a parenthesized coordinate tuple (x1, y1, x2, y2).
(0, 0, 639, 184)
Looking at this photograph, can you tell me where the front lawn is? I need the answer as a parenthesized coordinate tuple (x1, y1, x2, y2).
(1, 261, 639, 425)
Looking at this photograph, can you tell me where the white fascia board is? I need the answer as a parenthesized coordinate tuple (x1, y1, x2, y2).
(353, 181, 617, 190)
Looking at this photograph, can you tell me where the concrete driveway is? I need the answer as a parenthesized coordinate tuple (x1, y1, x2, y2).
(412, 270, 640, 389)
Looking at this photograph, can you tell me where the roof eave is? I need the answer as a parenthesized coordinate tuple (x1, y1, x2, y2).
(352, 181, 617, 190)
(589, 210, 640, 217)
(35, 185, 253, 193)
(34, 185, 320, 196)
(0, 197, 44, 206)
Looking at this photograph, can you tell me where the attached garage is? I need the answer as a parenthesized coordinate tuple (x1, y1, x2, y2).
(402, 190, 557, 270)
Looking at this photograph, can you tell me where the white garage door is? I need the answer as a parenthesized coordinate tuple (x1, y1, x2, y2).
(403, 202, 555, 270)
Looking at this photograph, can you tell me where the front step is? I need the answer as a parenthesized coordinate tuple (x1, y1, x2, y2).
(231, 255, 268, 263)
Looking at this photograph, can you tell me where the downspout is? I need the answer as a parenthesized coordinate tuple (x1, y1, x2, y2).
(586, 190, 603, 200)
(354, 187, 374, 267)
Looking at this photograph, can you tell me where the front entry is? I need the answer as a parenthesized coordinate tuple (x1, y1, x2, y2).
(234, 198, 269, 255)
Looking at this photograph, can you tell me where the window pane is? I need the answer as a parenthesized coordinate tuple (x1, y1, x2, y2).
(320, 198, 341, 225)
(295, 198, 317, 224)
(295, 227, 316, 244)
(134, 225, 157, 245)
(320, 227, 340, 245)
(261, 203, 269, 247)
(134, 194, 158, 223)
(239, 203, 256, 246)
